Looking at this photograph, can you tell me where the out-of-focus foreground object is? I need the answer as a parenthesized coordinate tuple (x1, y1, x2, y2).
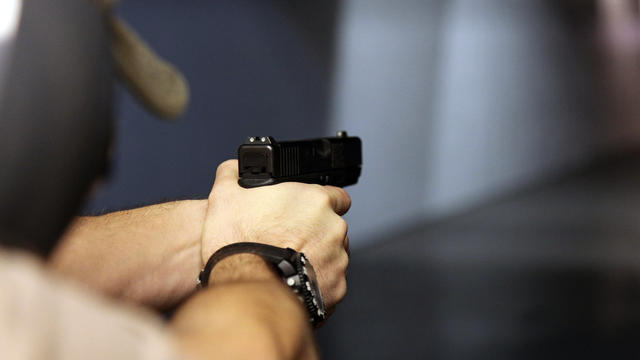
(0, 0, 113, 256)
(107, 14, 189, 120)
(94, 0, 189, 120)
(0, 0, 22, 101)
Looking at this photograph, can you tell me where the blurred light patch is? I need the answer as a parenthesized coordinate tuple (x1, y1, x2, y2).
(0, 0, 22, 42)
(598, 0, 640, 50)
(597, 0, 640, 146)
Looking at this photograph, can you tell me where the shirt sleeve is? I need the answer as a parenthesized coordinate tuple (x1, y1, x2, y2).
(0, 249, 182, 360)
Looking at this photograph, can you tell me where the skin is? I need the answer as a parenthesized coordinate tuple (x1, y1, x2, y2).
(50, 160, 350, 310)
(49, 159, 350, 358)
(50, 199, 208, 309)
(201, 160, 351, 311)
(171, 253, 319, 360)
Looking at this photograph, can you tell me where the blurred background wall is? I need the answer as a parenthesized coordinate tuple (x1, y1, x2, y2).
(333, 0, 602, 246)
(87, 0, 636, 247)
(78, 1, 640, 358)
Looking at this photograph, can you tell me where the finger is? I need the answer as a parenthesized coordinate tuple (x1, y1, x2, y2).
(213, 159, 239, 186)
(323, 186, 351, 215)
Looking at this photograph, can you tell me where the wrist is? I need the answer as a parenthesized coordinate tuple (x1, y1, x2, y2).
(199, 243, 327, 325)
(172, 280, 315, 360)
(208, 253, 280, 285)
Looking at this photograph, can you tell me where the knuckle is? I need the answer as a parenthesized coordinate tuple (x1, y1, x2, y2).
(215, 161, 230, 174)
(310, 184, 325, 193)
(331, 218, 348, 241)
(319, 188, 332, 202)
(338, 218, 348, 235)
(220, 159, 238, 168)
(337, 278, 348, 300)
(336, 187, 351, 205)
(215, 159, 238, 175)
(343, 191, 352, 211)
(340, 251, 350, 271)
(343, 188, 352, 204)
(311, 188, 332, 208)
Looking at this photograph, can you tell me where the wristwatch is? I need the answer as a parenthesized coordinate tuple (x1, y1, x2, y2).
(198, 242, 327, 325)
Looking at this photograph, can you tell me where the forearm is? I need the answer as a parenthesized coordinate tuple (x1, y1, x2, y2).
(48, 200, 208, 309)
(170, 255, 317, 360)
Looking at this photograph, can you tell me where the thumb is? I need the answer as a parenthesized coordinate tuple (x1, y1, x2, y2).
(213, 159, 240, 186)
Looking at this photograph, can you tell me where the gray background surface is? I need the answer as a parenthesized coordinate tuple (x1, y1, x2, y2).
(89, 0, 610, 248)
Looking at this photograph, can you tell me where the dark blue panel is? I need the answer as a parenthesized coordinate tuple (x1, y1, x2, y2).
(85, 0, 336, 212)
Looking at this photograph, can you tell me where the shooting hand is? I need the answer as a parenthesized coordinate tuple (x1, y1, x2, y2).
(201, 160, 351, 311)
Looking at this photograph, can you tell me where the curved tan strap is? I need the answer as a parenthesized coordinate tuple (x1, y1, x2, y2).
(108, 15, 190, 119)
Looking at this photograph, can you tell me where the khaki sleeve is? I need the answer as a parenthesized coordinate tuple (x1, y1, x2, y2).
(0, 249, 182, 360)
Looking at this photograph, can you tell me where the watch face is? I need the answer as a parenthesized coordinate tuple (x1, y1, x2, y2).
(302, 254, 326, 314)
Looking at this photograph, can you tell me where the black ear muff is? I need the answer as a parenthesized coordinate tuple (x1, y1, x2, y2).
(0, 0, 113, 256)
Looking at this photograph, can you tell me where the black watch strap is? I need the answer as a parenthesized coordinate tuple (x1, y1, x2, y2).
(198, 242, 327, 326)
(198, 242, 295, 287)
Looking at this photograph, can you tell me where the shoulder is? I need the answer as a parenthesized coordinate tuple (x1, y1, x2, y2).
(0, 248, 182, 360)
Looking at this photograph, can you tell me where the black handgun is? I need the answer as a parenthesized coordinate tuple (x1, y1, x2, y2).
(238, 131, 362, 188)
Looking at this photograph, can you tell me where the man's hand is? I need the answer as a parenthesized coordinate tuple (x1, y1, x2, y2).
(201, 160, 351, 311)
(171, 254, 318, 360)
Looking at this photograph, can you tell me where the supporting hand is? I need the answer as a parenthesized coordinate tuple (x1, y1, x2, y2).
(201, 160, 351, 311)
